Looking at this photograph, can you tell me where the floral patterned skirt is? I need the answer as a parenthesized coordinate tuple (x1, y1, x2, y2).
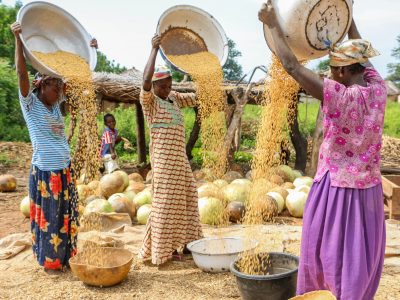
(29, 165, 79, 270)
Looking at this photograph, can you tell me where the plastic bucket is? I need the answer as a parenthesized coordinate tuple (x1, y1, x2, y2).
(230, 252, 299, 300)
(17, 1, 97, 78)
(263, 0, 353, 61)
(156, 5, 228, 74)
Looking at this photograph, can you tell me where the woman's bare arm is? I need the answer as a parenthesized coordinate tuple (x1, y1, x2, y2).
(10, 22, 29, 97)
(143, 35, 161, 91)
(258, 1, 324, 101)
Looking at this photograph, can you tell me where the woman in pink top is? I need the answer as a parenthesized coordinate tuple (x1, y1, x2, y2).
(259, 2, 386, 299)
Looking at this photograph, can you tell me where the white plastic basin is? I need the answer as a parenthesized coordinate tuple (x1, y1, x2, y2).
(187, 237, 258, 273)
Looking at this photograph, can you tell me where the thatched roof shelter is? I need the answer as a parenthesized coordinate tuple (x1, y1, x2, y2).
(93, 68, 266, 106)
(93, 67, 143, 104)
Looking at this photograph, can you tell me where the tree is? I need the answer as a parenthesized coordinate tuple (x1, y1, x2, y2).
(387, 35, 400, 87)
(0, 59, 29, 141)
(0, 1, 22, 64)
(95, 51, 127, 74)
(223, 38, 243, 81)
(0, 2, 29, 142)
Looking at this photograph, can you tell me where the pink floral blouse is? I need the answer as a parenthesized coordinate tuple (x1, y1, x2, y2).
(314, 67, 387, 189)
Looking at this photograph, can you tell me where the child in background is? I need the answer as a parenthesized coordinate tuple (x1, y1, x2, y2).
(100, 113, 121, 173)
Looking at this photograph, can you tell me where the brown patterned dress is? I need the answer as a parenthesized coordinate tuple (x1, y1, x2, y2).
(138, 89, 203, 265)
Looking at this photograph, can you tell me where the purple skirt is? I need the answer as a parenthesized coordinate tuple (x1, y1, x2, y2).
(297, 172, 385, 300)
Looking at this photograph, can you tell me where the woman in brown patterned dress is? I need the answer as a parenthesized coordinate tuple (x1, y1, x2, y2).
(138, 34, 203, 265)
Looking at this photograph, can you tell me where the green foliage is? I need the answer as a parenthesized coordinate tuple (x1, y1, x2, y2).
(297, 102, 320, 136)
(95, 51, 127, 74)
(383, 102, 400, 137)
(241, 138, 256, 149)
(314, 58, 330, 73)
(0, 153, 16, 166)
(387, 35, 400, 87)
(0, 59, 29, 141)
(172, 70, 184, 82)
(234, 151, 253, 163)
(0, 2, 21, 64)
(223, 38, 244, 81)
(190, 148, 203, 167)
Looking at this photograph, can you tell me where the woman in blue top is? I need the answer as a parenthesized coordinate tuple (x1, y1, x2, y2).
(11, 21, 97, 271)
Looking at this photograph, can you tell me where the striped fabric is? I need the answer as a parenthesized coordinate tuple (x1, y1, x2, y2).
(100, 127, 118, 158)
(138, 88, 202, 265)
(19, 91, 70, 171)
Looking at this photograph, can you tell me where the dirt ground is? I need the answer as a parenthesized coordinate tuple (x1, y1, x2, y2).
(0, 142, 400, 300)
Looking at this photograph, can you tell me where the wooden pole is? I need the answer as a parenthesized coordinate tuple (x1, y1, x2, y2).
(310, 106, 324, 176)
(135, 102, 147, 164)
(186, 108, 201, 160)
(223, 84, 254, 163)
(289, 94, 308, 172)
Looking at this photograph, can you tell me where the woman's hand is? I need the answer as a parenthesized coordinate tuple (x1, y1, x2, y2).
(152, 34, 162, 50)
(258, 0, 278, 28)
(90, 38, 98, 49)
(10, 22, 22, 39)
(10, 21, 30, 96)
(143, 34, 162, 90)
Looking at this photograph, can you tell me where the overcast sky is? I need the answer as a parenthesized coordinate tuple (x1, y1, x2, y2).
(4, 0, 400, 80)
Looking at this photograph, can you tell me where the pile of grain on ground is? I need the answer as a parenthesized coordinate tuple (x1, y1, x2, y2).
(168, 51, 227, 179)
(32, 50, 100, 181)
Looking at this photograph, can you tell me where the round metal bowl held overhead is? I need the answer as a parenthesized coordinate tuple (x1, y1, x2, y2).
(187, 237, 258, 273)
(17, 1, 97, 77)
(263, 0, 353, 61)
(69, 247, 133, 287)
(156, 5, 228, 74)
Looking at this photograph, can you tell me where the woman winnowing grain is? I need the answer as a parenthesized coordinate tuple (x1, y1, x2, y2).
(10, 21, 97, 272)
(138, 34, 203, 265)
(259, 1, 386, 299)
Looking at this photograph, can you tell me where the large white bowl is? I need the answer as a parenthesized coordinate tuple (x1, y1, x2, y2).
(156, 5, 228, 74)
(17, 1, 97, 78)
(263, 0, 353, 61)
(187, 237, 258, 273)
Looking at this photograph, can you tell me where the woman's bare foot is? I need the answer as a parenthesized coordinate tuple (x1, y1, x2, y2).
(172, 250, 184, 261)
(44, 268, 62, 276)
(183, 245, 191, 256)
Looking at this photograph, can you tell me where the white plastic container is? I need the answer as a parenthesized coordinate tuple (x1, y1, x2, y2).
(156, 5, 228, 74)
(17, 1, 97, 78)
(102, 154, 119, 174)
(263, 0, 353, 61)
(187, 237, 258, 273)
